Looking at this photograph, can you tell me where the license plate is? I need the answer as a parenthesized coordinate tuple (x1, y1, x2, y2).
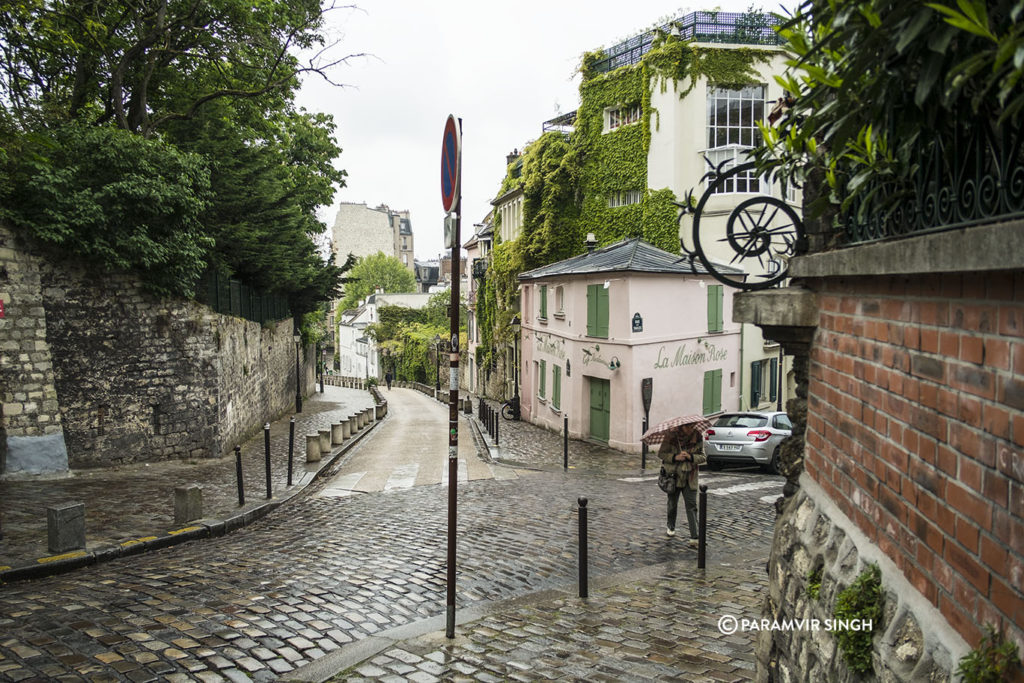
(717, 444, 742, 452)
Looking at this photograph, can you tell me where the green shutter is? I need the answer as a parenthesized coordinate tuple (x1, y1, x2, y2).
(751, 360, 762, 406)
(703, 371, 713, 415)
(713, 369, 722, 413)
(708, 285, 723, 332)
(539, 360, 546, 398)
(769, 358, 778, 402)
(540, 285, 548, 319)
(597, 286, 609, 338)
(587, 285, 597, 336)
(552, 365, 561, 409)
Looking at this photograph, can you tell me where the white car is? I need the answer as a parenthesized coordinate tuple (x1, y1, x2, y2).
(704, 411, 792, 474)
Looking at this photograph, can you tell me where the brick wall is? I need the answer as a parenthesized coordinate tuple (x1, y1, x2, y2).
(804, 271, 1024, 649)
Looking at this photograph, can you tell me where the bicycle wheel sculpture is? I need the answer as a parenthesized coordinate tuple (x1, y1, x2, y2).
(690, 161, 804, 290)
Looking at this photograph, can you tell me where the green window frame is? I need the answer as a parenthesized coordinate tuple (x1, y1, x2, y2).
(707, 285, 723, 332)
(552, 365, 561, 410)
(539, 359, 547, 399)
(539, 285, 548, 320)
(769, 357, 778, 403)
(702, 369, 722, 415)
(587, 284, 609, 338)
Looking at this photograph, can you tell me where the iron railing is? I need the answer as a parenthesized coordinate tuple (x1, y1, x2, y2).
(196, 270, 290, 325)
(840, 116, 1024, 245)
(591, 10, 783, 75)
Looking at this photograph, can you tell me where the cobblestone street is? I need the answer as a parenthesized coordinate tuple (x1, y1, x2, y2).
(0, 388, 781, 681)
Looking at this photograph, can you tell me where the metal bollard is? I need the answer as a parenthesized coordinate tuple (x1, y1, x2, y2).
(578, 497, 589, 598)
(287, 417, 295, 487)
(564, 415, 569, 470)
(642, 416, 648, 470)
(235, 445, 245, 507)
(494, 409, 499, 445)
(698, 484, 708, 569)
(264, 423, 272, 499)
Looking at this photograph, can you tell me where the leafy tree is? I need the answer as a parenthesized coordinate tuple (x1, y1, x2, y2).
(338, 252, 416, 311)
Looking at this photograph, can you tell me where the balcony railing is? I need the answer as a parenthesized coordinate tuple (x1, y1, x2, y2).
(590, 10, 784, 75)
(839, 115, 1024, 246)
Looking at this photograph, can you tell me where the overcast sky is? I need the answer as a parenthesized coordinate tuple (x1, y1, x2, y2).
(296, 1, 790, 263)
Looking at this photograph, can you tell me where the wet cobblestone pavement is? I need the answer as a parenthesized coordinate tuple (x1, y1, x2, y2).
(0, 388, 782, 681)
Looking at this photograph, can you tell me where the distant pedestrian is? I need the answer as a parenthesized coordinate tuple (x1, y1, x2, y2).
(385, 371, 393, 390)
(659, 423, 706, 547)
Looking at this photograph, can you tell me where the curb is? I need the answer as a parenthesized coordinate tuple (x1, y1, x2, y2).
(0, 399, 386, 585)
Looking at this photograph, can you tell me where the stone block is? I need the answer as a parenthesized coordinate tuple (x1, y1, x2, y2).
(47, 502, 85, 554)
(349, 415, 358, 434)
(318, 429, 331, 454)
(306, 434, 321, 463)
(174, 484, 203, 525)
(331, 423, 344, 445)
(341, 420, 351, 439)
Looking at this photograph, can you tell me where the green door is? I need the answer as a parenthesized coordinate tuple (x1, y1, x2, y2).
(589, 378, 611, 443)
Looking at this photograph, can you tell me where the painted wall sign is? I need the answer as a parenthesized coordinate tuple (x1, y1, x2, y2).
(534, 333, 567, 360)
(632, 313, 643, 332)
(653, 342, 728, 369)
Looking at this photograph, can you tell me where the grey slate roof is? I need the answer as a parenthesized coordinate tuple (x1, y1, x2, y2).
(517, 238, 745, 280)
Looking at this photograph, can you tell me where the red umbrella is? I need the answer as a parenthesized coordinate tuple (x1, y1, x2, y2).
(642, 414, 713, 445)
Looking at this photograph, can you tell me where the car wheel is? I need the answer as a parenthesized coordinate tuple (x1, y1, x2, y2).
(766, 447, 781, 475)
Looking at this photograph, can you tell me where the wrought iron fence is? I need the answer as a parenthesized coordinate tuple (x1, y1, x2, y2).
(840, 116, 1024, 245)
(196, 270, 290, 325)
(591, 10, 783, 74)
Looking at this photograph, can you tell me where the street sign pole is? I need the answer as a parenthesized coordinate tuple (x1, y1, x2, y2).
(442, 114, 462, 640)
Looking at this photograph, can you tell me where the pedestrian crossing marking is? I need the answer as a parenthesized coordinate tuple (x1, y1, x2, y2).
(384, 463, 419, 490)
(319, 471, 367, 497)
(440, 458, 469, 486)
(707, 481, 783, 496)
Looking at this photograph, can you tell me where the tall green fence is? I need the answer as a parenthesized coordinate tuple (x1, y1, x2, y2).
(196, 271, 290, 325)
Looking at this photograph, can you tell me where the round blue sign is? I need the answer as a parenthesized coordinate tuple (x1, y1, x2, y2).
(441, 115, 461, 212)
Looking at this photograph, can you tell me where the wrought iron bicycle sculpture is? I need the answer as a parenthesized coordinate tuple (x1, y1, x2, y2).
(679, 159, 805, 290)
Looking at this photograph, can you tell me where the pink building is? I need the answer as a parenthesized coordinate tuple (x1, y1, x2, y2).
(518, 238, 743, 453)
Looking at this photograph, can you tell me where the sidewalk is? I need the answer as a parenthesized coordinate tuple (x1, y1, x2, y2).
(0, 385, 377, 579)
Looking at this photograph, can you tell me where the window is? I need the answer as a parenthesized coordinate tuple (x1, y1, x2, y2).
(607, 190, 644, 208)
(705, 85, 766, 194)
(555, 286, 565, 314)
(773, 414, 792, 430)
(539, 359, 547, 399)
(751, 360, 762, 406)
(707, 285, 723, 332)
(539, 285, 548, 320)
(587, 284, 609, 338)
(769, 357, 779, 403)
(552, 365, 562, 410)
(605, 103, 641, 132)
(702, 369, 722, 415)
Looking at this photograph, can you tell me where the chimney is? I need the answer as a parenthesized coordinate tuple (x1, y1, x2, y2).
(586, 232, 598, 254)
(506, 148, 520, 165)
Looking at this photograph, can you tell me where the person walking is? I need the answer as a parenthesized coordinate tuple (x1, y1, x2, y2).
(659, 423, 707, 547)
(384, 371, 393, 391)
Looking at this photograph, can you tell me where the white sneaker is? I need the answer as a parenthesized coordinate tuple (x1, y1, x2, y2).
(666, 528, 675, 537)
(688, 538, 699, 548)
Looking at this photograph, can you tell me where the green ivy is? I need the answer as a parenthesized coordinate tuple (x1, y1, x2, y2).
(957, 625, 1022, 683)
(833, 564, 883, 676)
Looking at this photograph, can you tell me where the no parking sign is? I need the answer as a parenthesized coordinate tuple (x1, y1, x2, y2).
(441, 115, 461, 213)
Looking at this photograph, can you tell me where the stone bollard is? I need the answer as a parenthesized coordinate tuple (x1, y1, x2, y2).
(306, 434, 321, 463)
(47, 502, 85, 554)
(360, 409, 369, 428)
(367, 406, 376, 423)
(318, 429, 331, 454)
(375, 404, 384, 420)
(341, 419, 351, 440)
(331, 423, 344, 445)
(348, 414, 359, 434)
(174, 485, 203, 525)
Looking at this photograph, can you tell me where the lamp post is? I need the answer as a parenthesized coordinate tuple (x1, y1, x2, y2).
(433, 334, 442, 391)
(510, 315, 520, 404)
(294, 334, 303, 413)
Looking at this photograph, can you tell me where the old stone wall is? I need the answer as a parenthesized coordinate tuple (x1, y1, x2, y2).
(758, 478, 968, 681)
(1, 226, 315, 473)
(0, 226, 68, 473)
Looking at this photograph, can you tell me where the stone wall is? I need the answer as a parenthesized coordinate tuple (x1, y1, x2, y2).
(0, 226, 68, 473)
(1, 226, 315, 474)
(759, 478, 968, 681)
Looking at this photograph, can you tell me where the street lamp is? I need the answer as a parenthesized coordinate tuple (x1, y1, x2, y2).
(433, 334, 442, 391)
(510, 315, 521, 416)
(294, 334, 303, 413)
